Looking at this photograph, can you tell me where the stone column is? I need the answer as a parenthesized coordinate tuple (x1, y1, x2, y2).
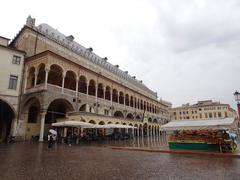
(95, 85, 98, 102)
(110, 89, 113, 115)
(39, 111, 47, 142)
(137, 128, 139, 137)
(117, 92, 119, 104)
(34, 71, 38, 87)
(61, 72, 66, 94)
(123, 94, 126, 108)
(110, 89, 113, 105)
(44, 68, 49, 90)
(23, 66, 28, 93)
(141, 127, 144, 137)
(75, 77, 79, 97)
(86, 81, 89, 99)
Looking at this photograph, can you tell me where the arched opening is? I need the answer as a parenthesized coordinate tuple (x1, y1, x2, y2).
(79, 104, 87, 112)
(108, 121, 112, 124)
(140, 100, 143, 110)
(148, 117, 152, 123)
(144, 101, 146, 110)
(105, 86, 111, 100)
(134, 124, 138, 136)
(139, 124, 143, 136)
(153, 119, 158, 123)
(45, 99, 74, 124)
(36, 64, 46, 85)
(136, 115, 141, 120)
(89, 120, 96, 124)
(148, 125, 151, 136)
(88, 79, 96, 96)
(97, 83, 104, 98)
(99, 121, 105, 125)
(48, 64, 63, 87)
(112, 89, 118, 103)
(126, 113, 134, 119)
(125, 94, 129, 106)
(0, 99, 15, 142)
(119, 91, 124, 104)
(143, 123, 148, 136)
(114, 111, 124, 118)
(27, 67, 35, 88)
(64, 71, 76, 91)
(22, 97, 41, 140)
(130, 96, 134, 107)
(78, 76, 87, 94)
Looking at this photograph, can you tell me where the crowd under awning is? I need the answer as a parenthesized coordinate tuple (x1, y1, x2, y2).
(160, 118, 235, 131)
(52, 121, 136, 129)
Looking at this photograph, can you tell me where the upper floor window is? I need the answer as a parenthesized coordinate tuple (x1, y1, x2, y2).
(8, 75, 18, 90)
(12, 55, 21, 65)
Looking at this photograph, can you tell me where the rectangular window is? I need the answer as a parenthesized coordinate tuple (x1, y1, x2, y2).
(209, 113, 212, 118)
(205, 113, 208, 118)
(12, 55, 21, 65)
(225, 112, 228, 118)
(8, 75, 18, 90)
(218, 112, 222, 117)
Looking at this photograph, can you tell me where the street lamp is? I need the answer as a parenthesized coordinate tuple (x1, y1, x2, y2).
(234, 91, 240, 117)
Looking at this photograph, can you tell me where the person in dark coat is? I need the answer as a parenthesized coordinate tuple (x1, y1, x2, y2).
(48, 133, 53, 148)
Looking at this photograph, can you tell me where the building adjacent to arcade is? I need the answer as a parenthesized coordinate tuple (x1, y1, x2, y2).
(170, 100, 237, 121)
(0, 16, 171, 141)
(0, 36, 25, 141)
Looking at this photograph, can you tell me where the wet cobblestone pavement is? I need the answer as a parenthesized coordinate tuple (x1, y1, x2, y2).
(0, 137, 240, 180)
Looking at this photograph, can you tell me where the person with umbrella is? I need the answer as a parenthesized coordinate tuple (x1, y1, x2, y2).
(48, 129, 57, 148)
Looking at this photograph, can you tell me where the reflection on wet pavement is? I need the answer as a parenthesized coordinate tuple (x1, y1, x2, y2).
(0, 135, 240, 180)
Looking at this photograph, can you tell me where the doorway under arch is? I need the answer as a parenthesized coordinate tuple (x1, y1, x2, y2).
(0, 99, 15, 142)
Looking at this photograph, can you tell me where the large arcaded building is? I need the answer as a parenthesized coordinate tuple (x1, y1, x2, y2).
(7, 16, 171, 141)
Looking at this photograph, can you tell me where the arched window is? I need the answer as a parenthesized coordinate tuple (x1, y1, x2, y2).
(97, 83, 104, 98)
(27, 67, 35, 88)
(36, 64, 45, 85)
(112, 89, 118, 103)
(119, 91, 124, 104)
(105, 86, 111, 100)
(88, 79, 96, 96)
(48, 64, 63, 87)
(125, 94, 129, 106)
(64, 71, 76, 90)
(78, 76, 87, 94)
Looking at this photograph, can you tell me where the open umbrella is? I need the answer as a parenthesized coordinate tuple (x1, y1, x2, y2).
(49, 129, 57, 135)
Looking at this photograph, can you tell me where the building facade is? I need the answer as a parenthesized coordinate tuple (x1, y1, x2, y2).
(170, 100, 237, 121)
(9, 16, 171, 141)
(0, 36, 25, 142)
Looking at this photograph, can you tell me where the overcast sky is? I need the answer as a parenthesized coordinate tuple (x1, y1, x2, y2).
(1, 0, 240, 109)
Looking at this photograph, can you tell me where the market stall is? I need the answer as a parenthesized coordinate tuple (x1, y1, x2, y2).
(160, 118, 237, 152)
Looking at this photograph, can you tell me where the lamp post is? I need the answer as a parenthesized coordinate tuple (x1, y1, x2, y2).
(234, 91, 240, 117)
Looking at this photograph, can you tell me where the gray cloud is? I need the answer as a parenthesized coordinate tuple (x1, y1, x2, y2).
(0, 0, 239, 109)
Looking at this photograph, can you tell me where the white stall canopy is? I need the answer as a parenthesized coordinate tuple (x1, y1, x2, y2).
(160, 118, 235, 131)
(52, 121, 136, 129)
(52, 121, 94, 128)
